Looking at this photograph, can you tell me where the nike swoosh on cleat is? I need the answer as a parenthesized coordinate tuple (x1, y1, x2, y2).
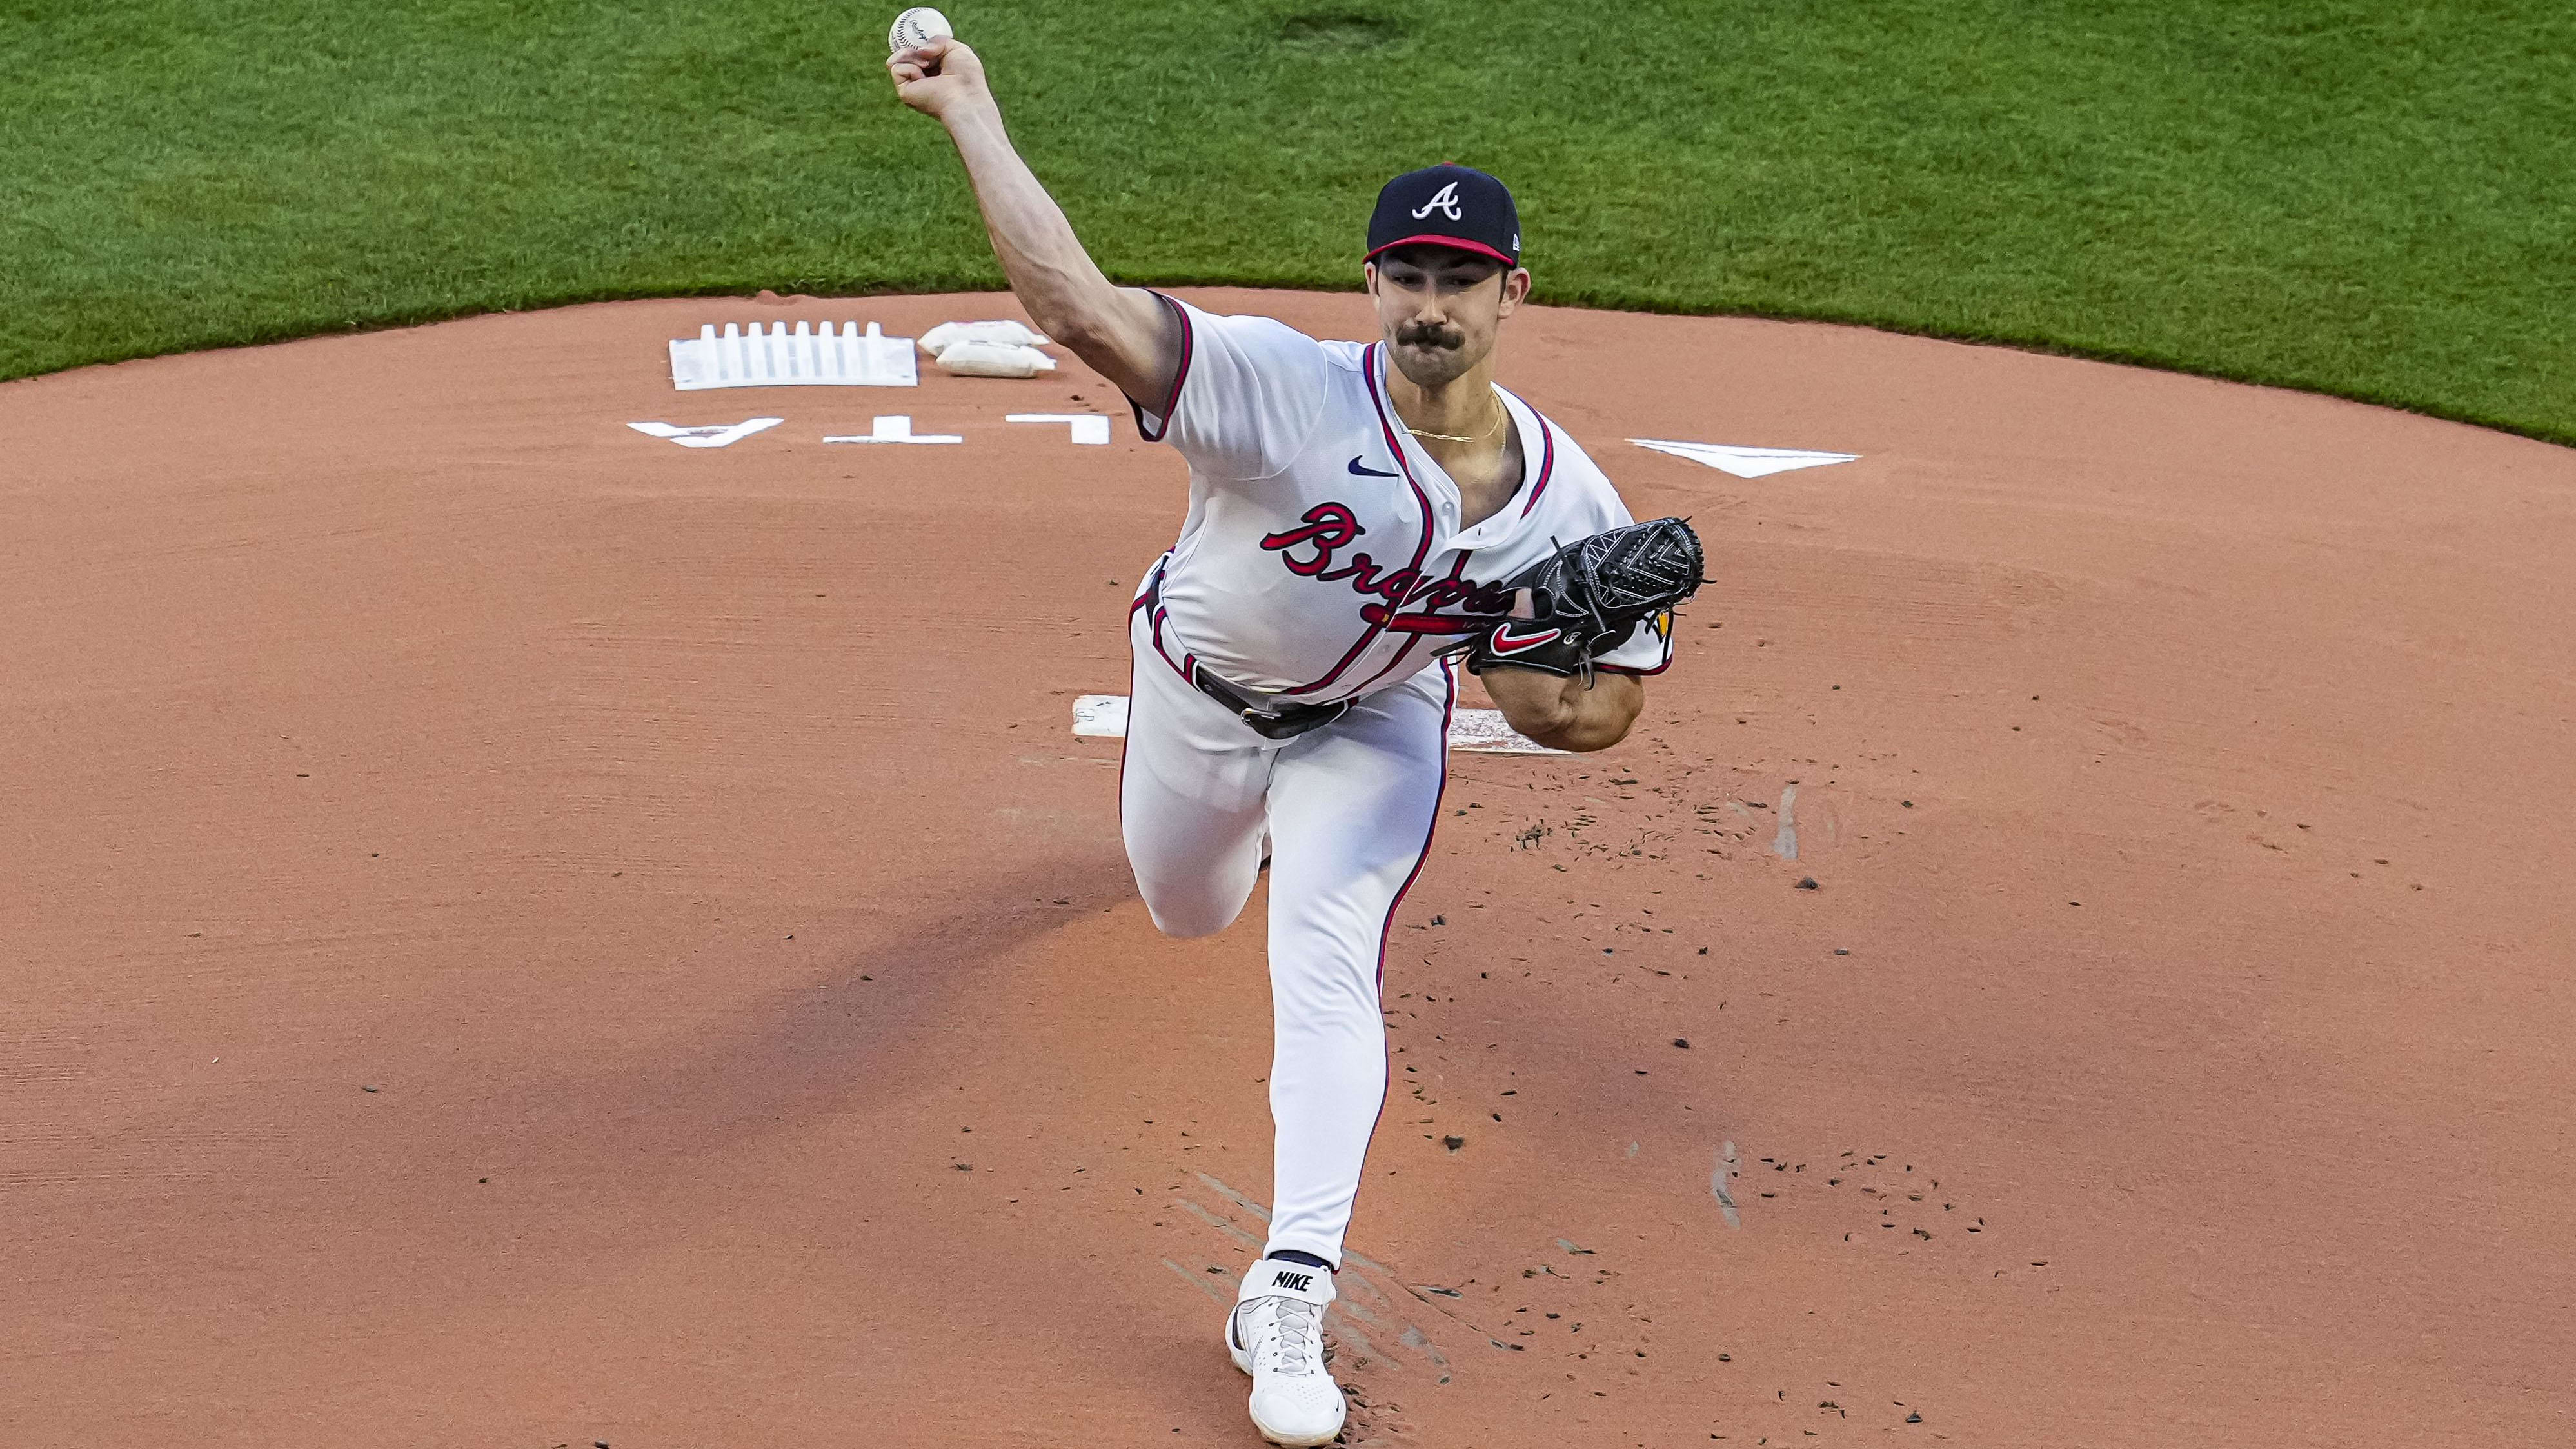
(1347, 456, 1399, 477)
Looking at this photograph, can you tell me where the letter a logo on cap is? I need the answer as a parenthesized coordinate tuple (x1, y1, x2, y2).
(1367, 165, 1520, 266)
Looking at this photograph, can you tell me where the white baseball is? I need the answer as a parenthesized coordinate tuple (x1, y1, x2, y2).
(887, 6, 953, 54)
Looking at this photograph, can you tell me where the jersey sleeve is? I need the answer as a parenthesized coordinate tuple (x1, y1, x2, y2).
(1128, 294, 1333, 482)
(1594, 607, 1678, 675)
(1565, 450, 1678, 677)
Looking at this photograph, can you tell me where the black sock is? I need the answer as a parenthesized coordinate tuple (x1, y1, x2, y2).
(1267, 1249, 1334, 1273)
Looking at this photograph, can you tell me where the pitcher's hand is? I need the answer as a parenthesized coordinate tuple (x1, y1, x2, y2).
(889, 38, 996, 126)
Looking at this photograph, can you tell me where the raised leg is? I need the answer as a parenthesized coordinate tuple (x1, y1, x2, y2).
(1119, 607, 1274, 938)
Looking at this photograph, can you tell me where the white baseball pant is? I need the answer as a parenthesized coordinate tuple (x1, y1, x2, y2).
(1120, 599, 1454, 1267)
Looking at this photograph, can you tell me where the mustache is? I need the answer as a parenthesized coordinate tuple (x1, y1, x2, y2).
(1396, 321, 1464, 351)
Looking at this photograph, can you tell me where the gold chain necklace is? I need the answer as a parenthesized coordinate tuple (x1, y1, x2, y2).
(1405, 397, 1508, 445)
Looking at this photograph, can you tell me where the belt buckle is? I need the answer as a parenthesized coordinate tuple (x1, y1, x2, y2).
(1238, 702, 1302, 740)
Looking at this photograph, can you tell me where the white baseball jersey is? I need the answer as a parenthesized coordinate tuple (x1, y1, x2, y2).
(1131, 295, 1674, 703)
(1113, 294, 1676, 1272)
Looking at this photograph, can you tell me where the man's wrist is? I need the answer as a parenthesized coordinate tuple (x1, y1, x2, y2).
(943, 101, 1007, 148)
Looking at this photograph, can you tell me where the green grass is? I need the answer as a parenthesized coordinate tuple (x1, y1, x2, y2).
(4, 1, 2571, 443)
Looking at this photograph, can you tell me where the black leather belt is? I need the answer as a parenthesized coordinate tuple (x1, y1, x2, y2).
(1190, 663, 1352, 741)
(1145, 570, 1352, 741)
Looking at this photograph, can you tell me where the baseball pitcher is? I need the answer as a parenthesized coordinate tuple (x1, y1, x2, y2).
(890, 32, 1701, 1446)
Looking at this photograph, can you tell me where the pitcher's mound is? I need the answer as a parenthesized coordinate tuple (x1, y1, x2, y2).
(5, 290, 2570, 1446)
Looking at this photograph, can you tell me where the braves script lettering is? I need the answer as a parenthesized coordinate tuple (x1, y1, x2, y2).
(1260, 499, 1516, 635)
(1258, 502, 1365, 575)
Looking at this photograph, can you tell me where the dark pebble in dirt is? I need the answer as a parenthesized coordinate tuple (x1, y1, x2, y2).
(361, 1085, 379, 1094)
(1796, 877, 1819, 890)
(954, 1162, 974, 1171)
(1834, 948, 1850, 955)
(1907, 1413, 1923, 1424)
(1431, 914, 1445, 925)
(1443, 1135, 1465, 1151)
(1901, 801, 1914, 808)
(1673, 1038, 1690, 1048)
(1698, 946, 1709, 954)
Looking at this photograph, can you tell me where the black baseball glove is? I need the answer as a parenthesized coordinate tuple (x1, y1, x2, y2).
(1466, 517, 1706, 679)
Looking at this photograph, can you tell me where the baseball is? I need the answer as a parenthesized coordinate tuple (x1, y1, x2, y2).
(887, 6, 953, 54)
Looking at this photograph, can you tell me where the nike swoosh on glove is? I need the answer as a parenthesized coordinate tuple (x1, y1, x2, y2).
(1465, 517, 1706, 680)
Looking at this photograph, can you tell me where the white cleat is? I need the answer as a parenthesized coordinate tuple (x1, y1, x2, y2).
(1226, 1257, 1347, 1446)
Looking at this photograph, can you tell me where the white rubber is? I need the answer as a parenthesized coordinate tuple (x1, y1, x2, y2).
(1227, 1258, 1346, 1447)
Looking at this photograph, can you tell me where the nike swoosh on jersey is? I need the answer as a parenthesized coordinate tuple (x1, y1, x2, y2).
(1489, 623, 1563, 654)
(1346, 455, 1400, 477)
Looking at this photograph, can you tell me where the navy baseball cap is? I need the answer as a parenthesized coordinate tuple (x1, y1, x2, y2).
(1365, 164, 1521, 268)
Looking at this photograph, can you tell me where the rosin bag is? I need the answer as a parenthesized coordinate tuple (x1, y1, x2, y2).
(935, 339, 1058, 378)
(917, 319, 1053, 356)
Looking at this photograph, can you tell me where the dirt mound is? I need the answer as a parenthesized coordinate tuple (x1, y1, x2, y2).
(5, 290, 2570, 1445)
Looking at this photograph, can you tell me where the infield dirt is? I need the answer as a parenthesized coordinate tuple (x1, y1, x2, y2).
(5, 290, 2571, 1446)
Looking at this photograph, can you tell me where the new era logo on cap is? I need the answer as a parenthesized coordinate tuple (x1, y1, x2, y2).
(1367, 164, 1520, 268)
